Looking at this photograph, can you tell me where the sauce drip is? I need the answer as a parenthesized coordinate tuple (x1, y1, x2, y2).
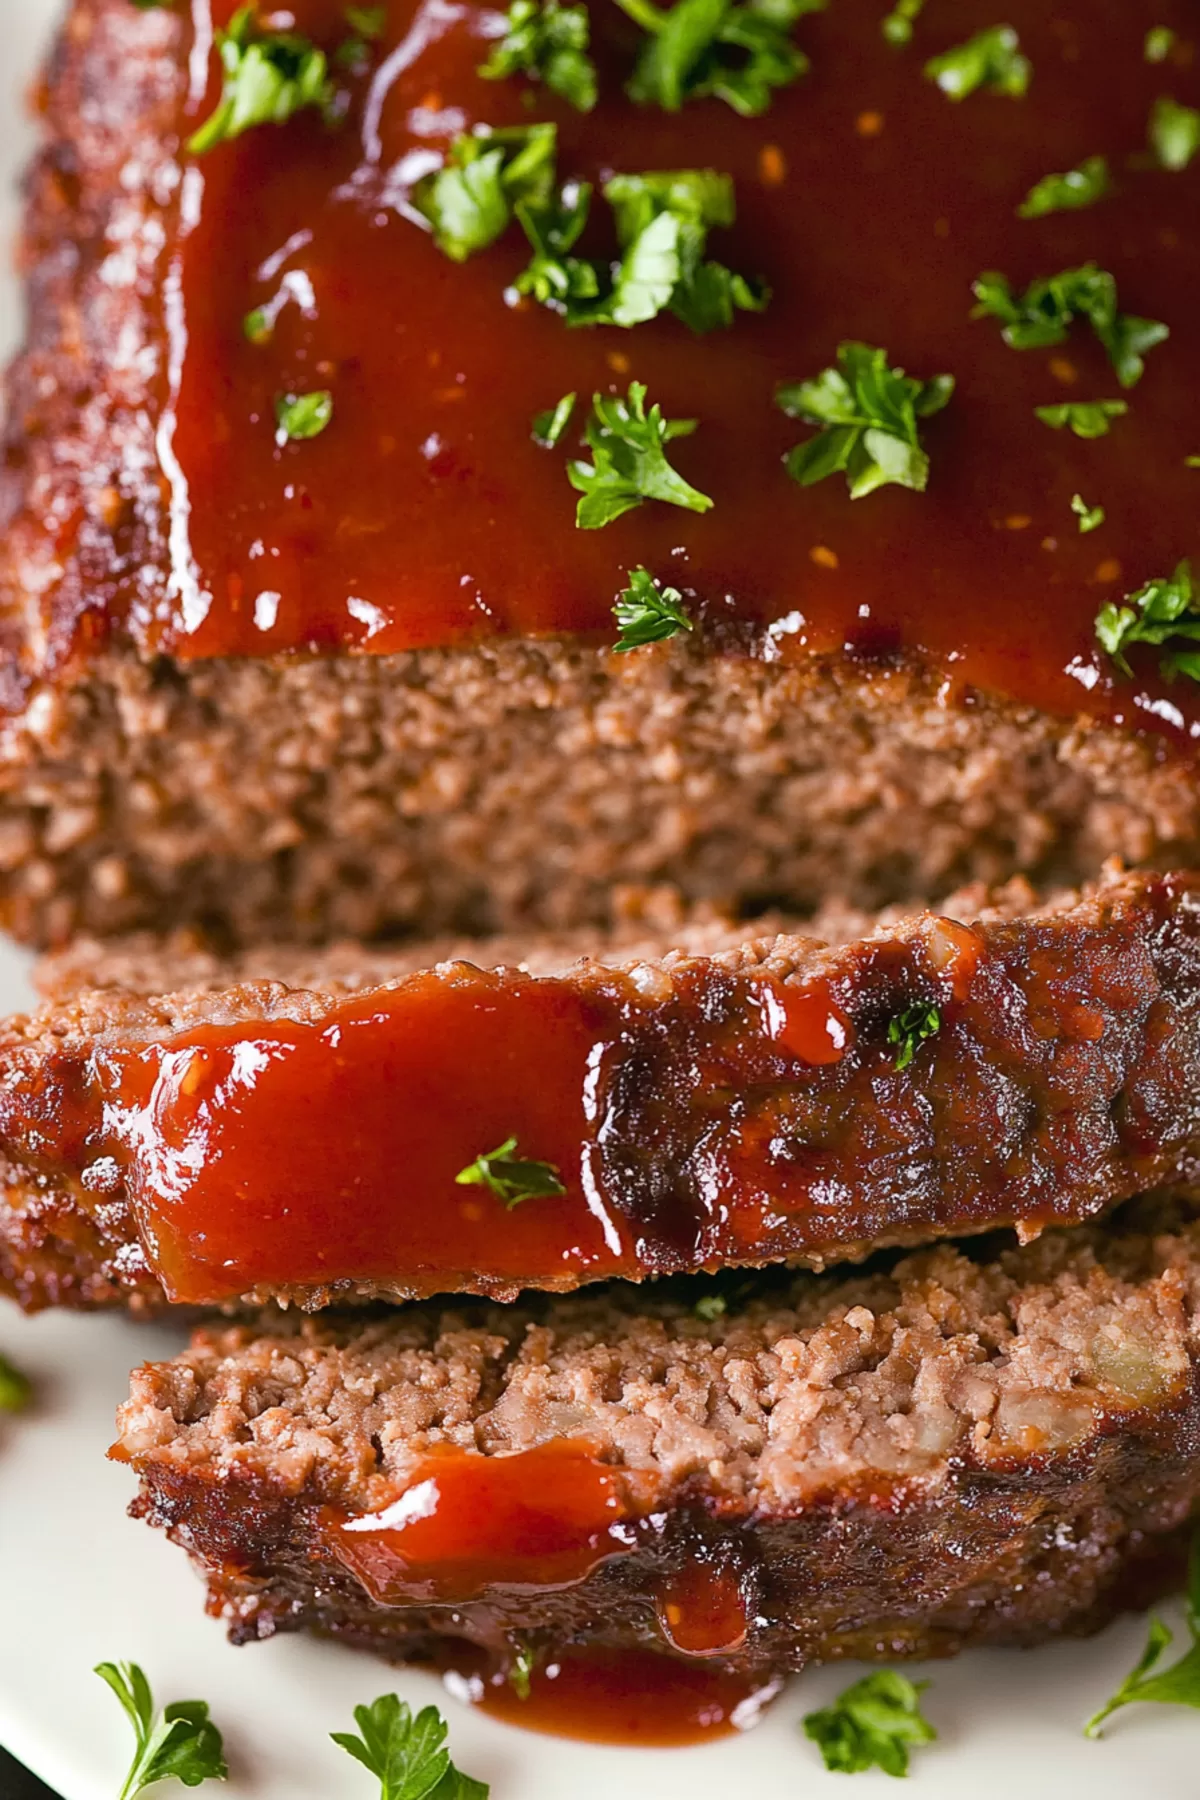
(656, 1557, 749, 1657)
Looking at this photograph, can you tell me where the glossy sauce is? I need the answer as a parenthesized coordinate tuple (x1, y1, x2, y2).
(98, 0, 1200, 743)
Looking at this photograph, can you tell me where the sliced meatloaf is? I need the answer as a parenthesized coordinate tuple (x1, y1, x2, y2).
(2, 0, 1199, 948)
(6, 867, 1200, 1313)
(115, 1196, 1200, 1680)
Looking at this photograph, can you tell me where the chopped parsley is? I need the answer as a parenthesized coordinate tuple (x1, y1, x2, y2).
(567, 383, 714, 527)
(613, 567, 694, 650)
(0, 1351, 30, 1412)
(274, 390, 333, 442)
(337, 7, 388, 74)
(332, 1694, 488, 1799)
(187, 7, 334, 155)
(508, 1643, 537, 1700)
(1150, 95, 1200, 171)
(1034, 398, 1127, 439)
(882, 0, 924, 48)
(1071, 493, 1105, 534)
(1096, 561, 1200, 681)
(972, 264, 1169, 389)
(887, 1001, 941, 1071)
(693, 1291, 728, 1320)
(614, 0, 825, 117)
(803, 1672, 937, 1777)
(455, 1136, 566, 1208)
(1017, 154, 1109, 219)
(95, 1662, 227, 1800)
(416, 122, 557, 261)
(924, 25, 1030, 101)
(777, 341, 954, 500)
(1145, 26, 1176, 63)
(1085, 1529, 1200, 1737)
(531, 391, 577, 447)
(479, 0, 598, 111)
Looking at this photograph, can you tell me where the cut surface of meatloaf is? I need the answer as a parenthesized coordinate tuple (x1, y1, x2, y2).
(115, 1196, 1200, 1680)
(2, 0, 1199, 948)
(6, 866, 1200, 1313)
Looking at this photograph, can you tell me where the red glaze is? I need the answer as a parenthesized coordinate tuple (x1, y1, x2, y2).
(107, 0, 1200, 743)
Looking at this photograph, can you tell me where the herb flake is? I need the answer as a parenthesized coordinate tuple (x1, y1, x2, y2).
(613, 567, 694, 650)
(0, 1351, 30, 1413)
(1096, 561, 1200, 682)
(972, 264, 1168, 389)
(479, 0, 598, 110)
(1018, 154, 1109, 219)
(455, 1137, 566, 1208)
(95, 1662, 227, 1800)
(1145, 26, 1176, 63)
(567, 383, 713, 527)
(275, 390, 333, 442)
(925, 25, 1030, 102)
(777, 341, 954, 500)
(1071, 494, 1105, 534)
(187, 7, 334, 155)
(1034, 398, 1127, 439)
(615, 0, 825, 117)
(1150, 95, 1200, 171)
(804, 1671, 937, 1776)
(887, 1001, 941, 1071)
(1085, 1529, 1200, 1737)
(882, 0, 923, 48)
(531, 392, 577, 447)
(332, 1694, 488, 1799)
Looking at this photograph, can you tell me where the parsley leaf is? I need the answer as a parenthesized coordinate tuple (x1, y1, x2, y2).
(480, 0, 598, 110)
(887, 1001, 941, 1071)
(1145, 26, 1176, 63)
(332, 1695, 488, 1799)
(1085, 1531, 1200, 1737)
(346, 5, 387, 35)
(1034, 398, 1127, 439)
(1071, 494, 1105, 534)
(275, 390, 333, 442)
(777, 341, 954, 500)
(416, 123, 557, 261)
(455, 1137, 566, 1208)
(531, 391, 577, 447)
(693, 1291, 728, 1319)
(508, 1644, 536, 1700)
(1096, 561, 1200, 681)
(972, 264, 1168, 388)
(615, 0, 825, 117)
(567, 383, 714, 526)
(925, 25, 1030, 101)
(95, 1663, 227, 1800)
(613, 567, 694, 650)
(1018, 154, 1109, 218)
(882, 0, 923, 47)
(804, 1671, 937, 1776)
(0, 1351, 30, 1412)
(1150, 95, 1200, 170)
(187, 6, 334, 154)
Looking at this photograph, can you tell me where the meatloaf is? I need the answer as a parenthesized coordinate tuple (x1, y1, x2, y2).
(2, 0, 1199, 948)
(115, 1195, 1200, 1682)
(6, 867, 1200, 1313)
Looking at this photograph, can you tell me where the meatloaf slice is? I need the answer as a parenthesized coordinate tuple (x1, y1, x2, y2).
(6, 867, 1200, 1314)
(3, 1, 1200, 950)
(115, 1196, 1200, 1683)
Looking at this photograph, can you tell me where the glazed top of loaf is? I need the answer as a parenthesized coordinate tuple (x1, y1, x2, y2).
(11, 0, 1200, 740)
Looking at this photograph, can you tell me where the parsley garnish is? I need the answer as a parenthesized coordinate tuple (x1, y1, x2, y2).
(480, 0, 598, 110)
(95, 1663, 227, 1800)
(1150, 95, 1200, 171)
(1018, 154, 1109, 219)
(1034, 398, 1127, 439)
(613, 567, 694, 650)
(803, 1671, 937, 1776)
(1085, 1530, 1200, 1737)
(275, 390, 333, 442)
(777, 342, 954, 500)
(925, 25, 1030, 101)
(337, 6, 388, 73)
(693, 1291, 728, 1320)
(887, 1001, 941, 1070)
(187, 7, 334, 155)
(1145, 26, 1176, 63)
(531, 392, 577, 447)
(567, 383, 713, 527)
(455, 1137, 566, 1208)
(1071, 494, 1105, 534)
(614, 0, 825, 117)
(332, 1695, 488, 1798)
(972, 264, 1168, 389)
(1096, 561, 1200, 682)
(508, 1643, 536, 1700)
(882, 0, 923, 48)
(0, 1351, 30, 1412)
(416, 123, 557, 261)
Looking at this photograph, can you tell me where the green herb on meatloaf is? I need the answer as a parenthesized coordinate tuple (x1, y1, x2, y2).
(1149, 95, 1200, 170)
(924, 25, 1030, 101)
(567, 383, 714, 526)
(777, 342, 954, 499)
(95, 1662, 227, 1799)
(882, 1, 923, 48)
(1034, 399, 1128, 439)
(332, 1694, 488, 1798)
(479, 0, 599, 110)
(1071, 494, 1106, 534)
(274, 390, 334, 443)
(0, 1351, 30, 1412)
(614, 0, 825, 117)
(507, 1643, 537, 1700)
(1145, 26, 1176, 62)
(187, 7, 335, 154)
(1018, 155, 1110, 218)
(531, 392, 578, 446)
(337, 7, 389, 74)
(972, 264, 1169, 388)
(887, 1001, 941, 1071)
(804, 1671, 937, 1776)
(455, 1137, 567, 1209)
(1096, 561, 1200, 681)
(415, 123, 558, 261)
(1085, 1528, 1200, 1736)
(613, 568, 695, 649)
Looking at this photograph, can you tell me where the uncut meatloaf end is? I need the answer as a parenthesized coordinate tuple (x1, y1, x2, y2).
(2, 0, 1200, 951)
(115, 1196, 1200, 1679)
(6, 867, 1200, 1314)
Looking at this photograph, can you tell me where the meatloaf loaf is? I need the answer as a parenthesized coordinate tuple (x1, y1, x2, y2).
(6, 867, 1200, 1313)
(115, 1195, 1200, 1681)
(2, 0, 1199, 948)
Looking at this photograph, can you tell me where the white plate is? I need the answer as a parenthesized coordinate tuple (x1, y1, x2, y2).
(0, 4, 1198, 1795)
